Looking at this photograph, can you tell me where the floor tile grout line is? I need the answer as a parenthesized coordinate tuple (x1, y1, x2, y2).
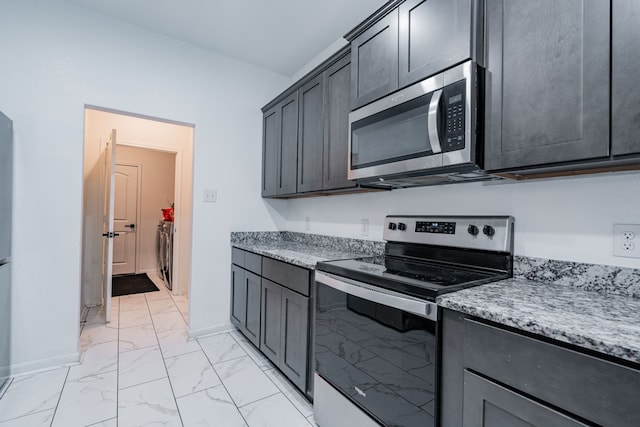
(228, 330, 314, 421)
(262, 367, 314, 420)
(197, 332, 258, 426)
(115, 296, 120, 427)
(0, 407, 56, 425)
(47, 365, 71, 427)
(146, 291, 186, 427)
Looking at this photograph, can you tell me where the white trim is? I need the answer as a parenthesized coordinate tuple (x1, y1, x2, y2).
(188, 322, 234, 340)
(8, 352, 80, 377)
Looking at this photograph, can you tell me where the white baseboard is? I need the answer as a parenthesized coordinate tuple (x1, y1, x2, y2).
(9, 352, 80, 377)
(188, 322, 234, 340)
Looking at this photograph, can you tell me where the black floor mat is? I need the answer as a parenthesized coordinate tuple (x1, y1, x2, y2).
(112, 273, 159, 297)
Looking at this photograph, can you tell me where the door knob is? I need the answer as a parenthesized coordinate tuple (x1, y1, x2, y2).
(124, 224, 136, 229)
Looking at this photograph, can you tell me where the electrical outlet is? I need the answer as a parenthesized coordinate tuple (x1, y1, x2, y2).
(304, 217, 311, 231)
(203, 189, 217, 203)
(361, 219, 369, 237)
(613, 224, 640, 258)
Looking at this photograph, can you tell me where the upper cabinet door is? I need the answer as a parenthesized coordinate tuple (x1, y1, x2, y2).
(399, 0, 476, 88)
(297, 75, 325, 193)
(262, 107, 279, 197)
(351, 9, 399, 110)
(277, 93, 299, 196)
(323, 54, 356, 191)
(484, 0, 610, 171)
(612, 0, 640, 157)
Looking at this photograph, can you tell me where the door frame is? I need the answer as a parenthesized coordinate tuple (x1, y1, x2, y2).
(113, 161, 142, 275)
(81, 105, 194, 312)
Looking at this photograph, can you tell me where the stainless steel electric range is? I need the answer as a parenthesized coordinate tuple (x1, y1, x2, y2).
(313, 215, 514, 427)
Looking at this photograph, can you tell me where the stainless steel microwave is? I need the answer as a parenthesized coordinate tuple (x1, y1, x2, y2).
(348, 60, 496, 188)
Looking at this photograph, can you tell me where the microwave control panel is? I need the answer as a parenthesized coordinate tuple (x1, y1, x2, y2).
(442, 79, 466, 152)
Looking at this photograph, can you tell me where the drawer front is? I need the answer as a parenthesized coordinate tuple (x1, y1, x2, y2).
(262, 257, 310, 296)
(464, 319, 640, 426)
(244, 251, 262, 275)
(231, 247, 244, 267)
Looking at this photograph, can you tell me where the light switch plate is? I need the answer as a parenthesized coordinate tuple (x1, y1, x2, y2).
(613, 224, 640, 258)
(203, 189, 217, 203)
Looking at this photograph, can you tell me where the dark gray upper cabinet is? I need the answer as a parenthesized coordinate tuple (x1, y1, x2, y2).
(323, 54, 355, 190)
(350, 9, 399, 109)
(0, 112, 13, 262)
(262, 47, 361, 198)
(297, 74, 325, 193)
(278, 94, 299, 195)
(262, 93, 298, 197)
(484, 0, 610, 171)
(261, 108, 278, 197)
(399, 0, 478, 88)
(612, 0, 640, 157)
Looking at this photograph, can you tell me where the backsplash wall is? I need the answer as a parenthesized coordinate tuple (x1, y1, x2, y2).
(274, 171, 640, 269)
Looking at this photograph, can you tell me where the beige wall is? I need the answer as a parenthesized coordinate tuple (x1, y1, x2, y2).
(116, 145, 176, 274)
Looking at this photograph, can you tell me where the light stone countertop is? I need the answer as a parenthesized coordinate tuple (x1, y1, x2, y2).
(438, 277, 640, 364)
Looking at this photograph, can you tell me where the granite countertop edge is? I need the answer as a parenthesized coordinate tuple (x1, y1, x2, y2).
(437, 278, 640, 365)
(230, 236, 381, 269)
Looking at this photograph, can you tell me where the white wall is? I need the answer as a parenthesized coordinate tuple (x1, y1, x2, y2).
(115, 146, 176, 275)
(284, 172, 640, 269)
(0, 0, 289, 373)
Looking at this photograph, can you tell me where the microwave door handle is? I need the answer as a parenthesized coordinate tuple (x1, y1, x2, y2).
(427, 89, 443, 154)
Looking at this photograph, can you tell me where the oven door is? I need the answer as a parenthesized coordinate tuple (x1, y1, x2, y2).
(314, 271, 439, 427)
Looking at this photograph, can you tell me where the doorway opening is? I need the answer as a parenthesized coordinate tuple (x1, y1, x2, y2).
(80, 106, 194, 326)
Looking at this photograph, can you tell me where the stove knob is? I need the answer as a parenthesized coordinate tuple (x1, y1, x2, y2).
(388, 222, 397, 230)
(398, 223, 407, 231)
(483, 225, 495, 237)
(467, 224, 479, 236)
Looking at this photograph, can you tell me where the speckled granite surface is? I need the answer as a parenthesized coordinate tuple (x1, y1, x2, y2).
(438, 278, 640, 364)
(230, 231, 384, 269)
(515, 255, 640, 298)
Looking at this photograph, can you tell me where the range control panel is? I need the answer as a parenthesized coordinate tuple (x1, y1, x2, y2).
(415, 221, 456, 234)
(384, 216, 514, 253)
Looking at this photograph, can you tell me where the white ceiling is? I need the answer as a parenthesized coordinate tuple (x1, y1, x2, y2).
(60, 0, 387, 76)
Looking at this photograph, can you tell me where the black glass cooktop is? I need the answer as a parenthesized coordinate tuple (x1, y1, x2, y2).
(316, 255, 507, 300)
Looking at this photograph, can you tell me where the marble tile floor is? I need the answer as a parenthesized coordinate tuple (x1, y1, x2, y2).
(0, 278, 315, 426)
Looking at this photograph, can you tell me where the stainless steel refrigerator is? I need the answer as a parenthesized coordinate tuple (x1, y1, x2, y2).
(0, 111, 13, 394)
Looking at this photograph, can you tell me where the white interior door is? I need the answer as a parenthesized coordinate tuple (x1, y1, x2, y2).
(101, 129, 117, 322)
(112, 164, 138, 275)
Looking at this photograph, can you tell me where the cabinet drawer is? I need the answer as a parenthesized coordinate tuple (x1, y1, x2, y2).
(244, 252, 262, 275)
(231, 247, 245, 267)
(463, 319, 640, 426)
(262, 258, 310, 296)
(231, 248, 262, 275)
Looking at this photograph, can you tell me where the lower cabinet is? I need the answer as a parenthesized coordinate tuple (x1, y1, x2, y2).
(462, 371, 588, 427)
(231, 248, 312, 396)
(260, 279, 309, 392)
(230, 264, 261, 348)
(441, 309, 640, 427)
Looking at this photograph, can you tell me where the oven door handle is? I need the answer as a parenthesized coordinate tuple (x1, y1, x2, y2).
(315, 271, 438, 322)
